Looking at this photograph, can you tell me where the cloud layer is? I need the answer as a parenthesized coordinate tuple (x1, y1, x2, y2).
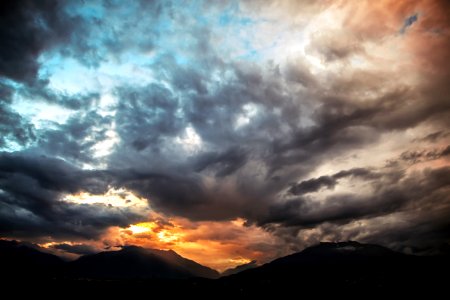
(1, 0, 449, 268)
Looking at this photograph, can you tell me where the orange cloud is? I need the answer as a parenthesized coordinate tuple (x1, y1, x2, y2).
(103, 217, 284, 272)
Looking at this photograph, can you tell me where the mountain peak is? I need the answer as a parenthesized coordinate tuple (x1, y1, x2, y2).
(70, 245, 219, 279)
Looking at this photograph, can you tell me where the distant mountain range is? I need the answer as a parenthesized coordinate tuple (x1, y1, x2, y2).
(1, 239, 448, 295)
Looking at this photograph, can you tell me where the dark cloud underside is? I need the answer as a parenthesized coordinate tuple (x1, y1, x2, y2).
(0, 0, 449, 256)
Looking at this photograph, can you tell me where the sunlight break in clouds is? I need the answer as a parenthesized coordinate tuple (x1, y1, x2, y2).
(0, 0, 449, 272)
(116, 217, 280, 272)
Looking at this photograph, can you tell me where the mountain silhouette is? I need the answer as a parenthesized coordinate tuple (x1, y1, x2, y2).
(220, 241, 449, 294)
(0, 240, 64, 279)
(221, 260, 258, 277)
(68, 245, 219, 279)
(1, 240, 447, 296)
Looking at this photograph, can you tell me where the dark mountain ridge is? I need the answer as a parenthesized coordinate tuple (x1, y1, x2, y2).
(0, 240, 219, 280)
(221, 260, 258, 277)
(0, 240, 64, 278)
(1, 240, 448, 296)
(220, 241, 448, 295)
(68, 245, 219, 279)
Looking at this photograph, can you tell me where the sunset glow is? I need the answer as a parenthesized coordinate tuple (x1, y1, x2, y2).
(115, 218, 277, 271)
(63, 188, 149, 209)
(1, 0, 449, 276)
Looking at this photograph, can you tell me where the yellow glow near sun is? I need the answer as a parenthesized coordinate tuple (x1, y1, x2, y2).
(40, 241, 63, 248)
(118, 218, 267, 272)
(228, 257, 253, 265)
(124, 222, 183, 243)
(157, 230, 182, 243)
(128, 222, 158, 234)
(63, 187, 149, 209)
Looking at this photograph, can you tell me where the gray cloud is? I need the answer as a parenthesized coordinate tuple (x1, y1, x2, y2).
(0, 0, 84, 83)
(50, 243, 98, 255)
(289, 168, 377, 195)
(263, 167, 450, 228)
(0, 152, 146, 240)
(0, 0, 449, 255)
(400, 14, 418, 34)
(114, 83, 183, 152)
(194, 147, 248, 178)
(416, 131, 450, 143)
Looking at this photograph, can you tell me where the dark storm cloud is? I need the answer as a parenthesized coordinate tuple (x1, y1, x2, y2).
(50, 243, 98, 255)
(114, 83, 183, 152)
(359, 210, 450, 255)
(0, 104, 35, 149)
(115, 170, 243, 221)
(0, 82, 35, 148)
(119, 172, 205, 208)
(37, 110, 114, 164)
(0, 0, 147, 83)
(194, 147, 248, 177)
(262, 167, 450, 228)
(0, 0, 103, 151)
(289, 168, 376, 195)
(0, 152, 109, 193)
(105, 61, 311, 221)
(106, 21, 450, 229)
(0, 0, 82, 83)
(0, 0, 449, 255)
(0, 152, 146, 240)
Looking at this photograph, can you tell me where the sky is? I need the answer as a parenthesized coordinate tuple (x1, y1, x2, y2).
(0, 0, 449, 272)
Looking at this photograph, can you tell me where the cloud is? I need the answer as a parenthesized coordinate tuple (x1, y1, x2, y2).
(398, 146, 450, 164)
(0, 0, 449, 261)
(0, 152, 147, 241)
(114, 217, 284, 272)
(50, 243, 98, 255)
(289, 168, 377, 195)
(263, 166, 450, 229)
(114, 83, 183, 152)
(194, 147, 248, 178)
(0, 106, 35, 149)
(0, 82, 36, 149)
(415, 131, 450, 143)
(0, 0, 83, 83)
(400, 14, 419, 33)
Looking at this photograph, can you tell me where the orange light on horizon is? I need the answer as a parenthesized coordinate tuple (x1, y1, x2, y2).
(114, 218, 280, 272)
(55, 190, 283, 272)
